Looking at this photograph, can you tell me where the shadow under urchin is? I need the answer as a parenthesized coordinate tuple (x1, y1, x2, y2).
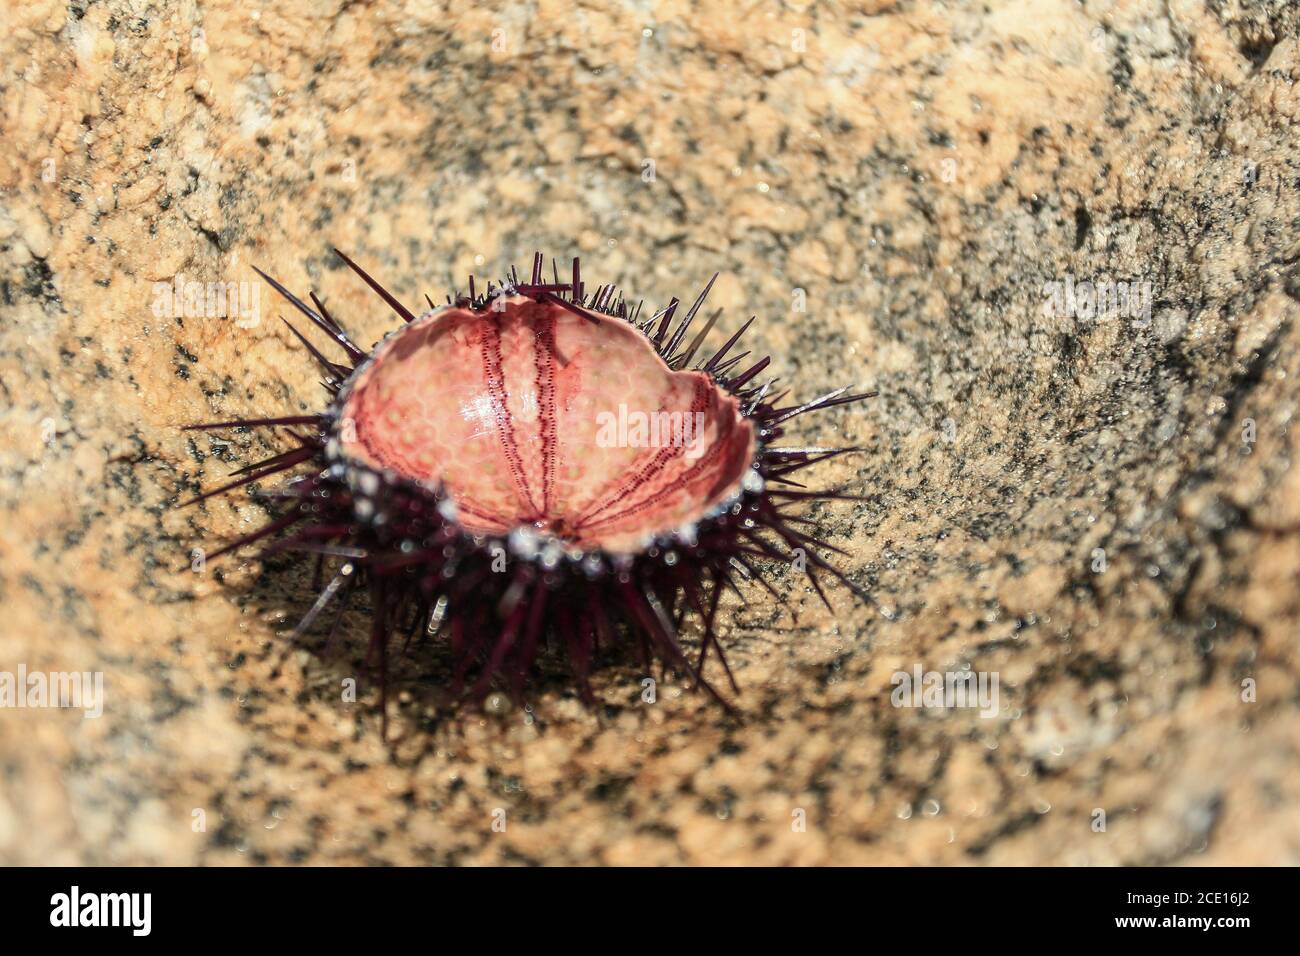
(182, 251, 873, 728)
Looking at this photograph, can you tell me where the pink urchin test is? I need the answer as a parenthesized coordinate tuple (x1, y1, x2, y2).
(183, 251, 872, 723)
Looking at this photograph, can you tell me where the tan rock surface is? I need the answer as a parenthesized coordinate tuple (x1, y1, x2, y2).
(0, 0, 1298, 864)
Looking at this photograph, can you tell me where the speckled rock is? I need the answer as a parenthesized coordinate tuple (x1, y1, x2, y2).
(1, 0, 1298, 865)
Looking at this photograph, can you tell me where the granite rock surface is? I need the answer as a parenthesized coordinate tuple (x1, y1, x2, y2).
(1, 0, 1298, 864)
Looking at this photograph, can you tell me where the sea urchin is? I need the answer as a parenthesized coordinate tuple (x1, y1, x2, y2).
(183, 252, 872, 723)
